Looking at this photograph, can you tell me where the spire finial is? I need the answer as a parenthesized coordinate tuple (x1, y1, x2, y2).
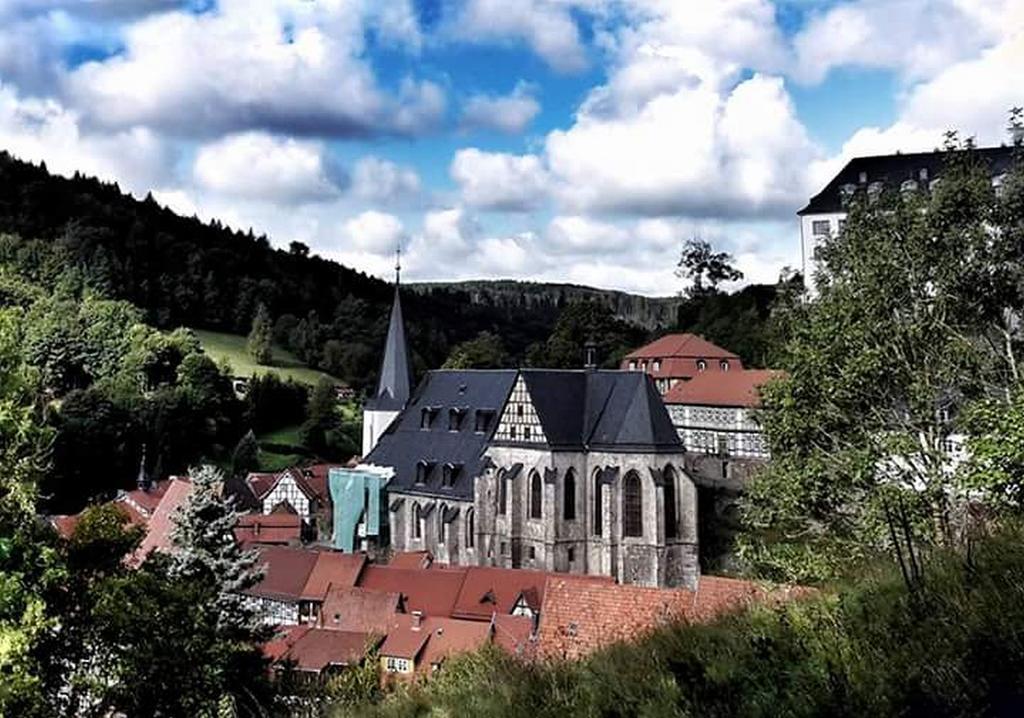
(395, 244, 402, 286)
(136, 443, 150, 491)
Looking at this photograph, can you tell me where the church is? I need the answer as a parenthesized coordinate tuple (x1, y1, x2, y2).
(360, 277, 699, 589)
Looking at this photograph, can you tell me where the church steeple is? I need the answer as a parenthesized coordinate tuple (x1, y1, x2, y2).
(371, 248, 411, 410)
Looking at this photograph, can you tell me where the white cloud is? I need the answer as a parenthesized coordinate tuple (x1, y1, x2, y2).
(451, 0, 591, 72)
(343, 210, 407, 254)
(65, 0, 443, 138)
(193, 132, 343, 203)
(0, 82, 173, 194)
(450, 148, 548, 211)
(350, 156, 421, 204)
(792, 0, 1014, 85)
(461, 81, 541, 134)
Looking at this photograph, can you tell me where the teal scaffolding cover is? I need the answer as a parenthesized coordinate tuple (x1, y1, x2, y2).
(329, 467, 389, 552)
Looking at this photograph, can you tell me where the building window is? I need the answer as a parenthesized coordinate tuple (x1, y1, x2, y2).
(413, 503, 422, 539)
(442, 463, 460, 488)
(652, 359, 661, 372)
(509, 426, 517, 440)
(530, 471, 542, 519)
(593, 471, 603, 536)
(420, 408, 433, 429)
(568, 547, 575, 563)
(664, 467, 678, 540)
(523, 426, 532, 441)
(501, 541, 508, 556)
(474, 410, 493, 433)
(415, 461, 431, 485)
(385, 656, 411, 673)
(517, 404, 524, 417)
(629, 360, 637, 370)
(499, 472, 508, 515)
(448, 408, 465, 431)
(811, 220, 830, 236)
(623, 472, 642, 538)
(528, 546, 536, 561)
(438, 505, 446, 544)
(720, 360, 729, 371)
(563, 469, 576, 521)
(466, 509, 475, 548)
(696, 359, 707, 372)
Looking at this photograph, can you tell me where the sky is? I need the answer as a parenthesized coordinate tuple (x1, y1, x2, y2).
(0, 0, 1021, 296)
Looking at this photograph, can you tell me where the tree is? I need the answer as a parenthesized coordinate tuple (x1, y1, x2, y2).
(443, 331, 509, 369)
(246, 303, 273, 366)
(231, 430, 259, 477)
(301, 377, 339, 457)
(741, 136, 1024, 585)
(527, 301, 645, 369)
(676, 237, 743, 297)
(289, 241, 310, 258)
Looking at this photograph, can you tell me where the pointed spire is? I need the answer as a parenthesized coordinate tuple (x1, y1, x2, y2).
(371, 253, 411, 410)
(136, 444, 150, 492)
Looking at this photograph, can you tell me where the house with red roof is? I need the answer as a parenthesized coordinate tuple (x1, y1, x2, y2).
(265, 625, 379, 677)
(244, 463, 338, 532)
(662, 369, 783, 488)
(378, 612, 492, 681)
(234, 513, 303, 547)
(621, 334, 741, 395)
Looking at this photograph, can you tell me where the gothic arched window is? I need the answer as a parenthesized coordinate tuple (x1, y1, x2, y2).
(623, 472, 643, 538)
(530, 471, 542, 519)
(438, 504, 447, 544)
(563, 469, 576, 521)
(466, 508, 475, 548)
(664, 466, 678, 539)
(413, 502, 422, 539)
(593, 470, 603, 536)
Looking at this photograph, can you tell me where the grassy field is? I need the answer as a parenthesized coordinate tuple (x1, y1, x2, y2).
(193, 329, 339, 386)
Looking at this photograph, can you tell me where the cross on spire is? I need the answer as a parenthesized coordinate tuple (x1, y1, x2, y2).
(395, 244, 402, 286)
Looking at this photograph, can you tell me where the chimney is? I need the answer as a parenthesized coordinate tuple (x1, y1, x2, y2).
(584, 339, 597, 371)
(412, 610, 423, 630)
(253, 521, 261, 537)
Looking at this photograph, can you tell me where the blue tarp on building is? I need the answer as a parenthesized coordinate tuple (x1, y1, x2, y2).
(329, 467, 390, 552)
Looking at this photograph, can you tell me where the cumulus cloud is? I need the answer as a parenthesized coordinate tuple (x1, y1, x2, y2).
(450, 0, 591, 72)
(450, 148, 548, 211)
(0, 82, 173, 193)
(65, 0, 443, 138)
(350, 156, 421, 205)
(192, 132, 345, 203)
(343, 210, 407, 254)
(792, 0, 1014, 84)
(461, 81, 541, 134)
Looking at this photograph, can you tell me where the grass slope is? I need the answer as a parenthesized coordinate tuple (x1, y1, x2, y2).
(193, 329, 338, 386)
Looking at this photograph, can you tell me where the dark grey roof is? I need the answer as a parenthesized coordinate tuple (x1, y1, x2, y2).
(367, 286, 411, 411)
(367, 369, 681, 501)
(520, 370, 681, 452)
(365, 370, 518, 500)
(799, 146, 1015, 216)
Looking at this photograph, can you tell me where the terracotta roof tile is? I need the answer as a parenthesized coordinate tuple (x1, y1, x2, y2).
(379, 614, 491, 669)
(119, 479, 173, 516)
(663, 369, 784, 408)
(245, 472, 280, 500)
(300, 552, 367, 600)
(451, 566, 611, 621)
(268, 627, 375, 672)
(357, 565, 468, 617)
(128, 478, 194, 568)
(492, 614, 535, 656)
(233, 513, 303, 546)
(320, 586, 401, 634)
(248, 547, 322, 602)
(625, 334, 739, 361)
(389, 551, 434, 570)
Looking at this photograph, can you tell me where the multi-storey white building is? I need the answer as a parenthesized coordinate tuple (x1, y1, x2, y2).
(799, 146, 1015, 294)
(663, 369, 780, 488)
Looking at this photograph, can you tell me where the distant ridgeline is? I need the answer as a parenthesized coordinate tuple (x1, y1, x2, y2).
(0, 151, 566, 386)
(409, 280, 683, 330)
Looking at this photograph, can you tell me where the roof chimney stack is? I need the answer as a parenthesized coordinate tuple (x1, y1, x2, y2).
(412, 610, 423, 631)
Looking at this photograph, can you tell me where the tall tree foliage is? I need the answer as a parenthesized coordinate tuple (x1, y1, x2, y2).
(246, 303, 273, 366)
(742, 135, 1024, 585)
(676, 237, 744, 297)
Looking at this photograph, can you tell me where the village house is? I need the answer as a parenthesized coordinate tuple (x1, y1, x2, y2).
(621, 333, 741, 395)
(244, 463, 336, 535)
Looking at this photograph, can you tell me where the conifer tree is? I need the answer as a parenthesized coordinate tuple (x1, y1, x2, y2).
(246, 303, 273, 366)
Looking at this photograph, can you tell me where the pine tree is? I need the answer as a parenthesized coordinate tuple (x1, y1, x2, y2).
(170, 465, 264, 632)
(231, 430, 259, 477)
(246, 303, 273, 366)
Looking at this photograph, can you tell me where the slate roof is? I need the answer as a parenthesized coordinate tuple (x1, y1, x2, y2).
(367, 286, 411, 411)
(663, 369, 784, 408)
(519, 370, 682, 452)
(799, 146, 1015, 215)
(365, 370, 518, 500)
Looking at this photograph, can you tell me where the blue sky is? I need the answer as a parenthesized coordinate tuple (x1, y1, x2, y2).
(0, 0, 1020, 294)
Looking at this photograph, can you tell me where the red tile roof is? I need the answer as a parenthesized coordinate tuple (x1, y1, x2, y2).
(535, 575, 787, 661)
(319, 586, 401, 634)
(492, 614, 535, 656)
(267, 626, 375, 672)
(119, 479, 173, 517)
(245, 464, 340, 506)
(451, 566, 612, 622)
(621, 334, 742, 382)
(379, 614, 491, 669)
(246, 472, 279, 500)
(389, 551, 434, 570)
(663, 369, 784, 408)
(378, 615, 432, 660)
(128, 478, 194, 568)
(357, 565, 468, 617)
(249, 547, 322, 602)
(300, 551, 367, 600)
(233, 513, 302, 546)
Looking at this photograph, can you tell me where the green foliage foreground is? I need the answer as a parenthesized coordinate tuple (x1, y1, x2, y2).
(329, 531, 1024, 718)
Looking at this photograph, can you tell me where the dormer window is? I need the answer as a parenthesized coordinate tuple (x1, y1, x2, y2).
(628, 360, 637, 370)
(420, 407, 438, 430)
(474, 409, 494, 433)
(442, 463, 461, 488)
(919, 168, 929, 182)
(720, 360, 729, 371)
(652, 359, 661, 372)
(448, 408, 466, 431)
(858, 171, 868, 184)
(415, 461, 434, 485)
(697, 359, 707, 372)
